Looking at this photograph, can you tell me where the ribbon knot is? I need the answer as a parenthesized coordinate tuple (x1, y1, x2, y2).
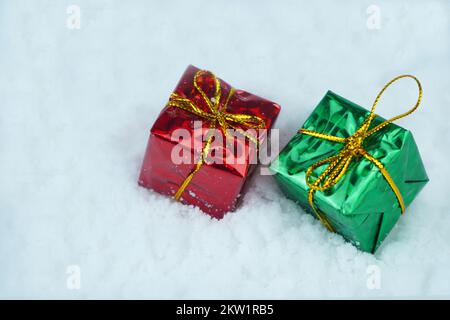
(299, 75, 423, 231)
(343, 131, 365, 156)
(168, 69, 266, 201)
(215, 111, 228, 133)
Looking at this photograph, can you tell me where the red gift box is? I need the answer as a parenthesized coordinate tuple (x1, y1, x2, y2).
(138, 65, 280, 218)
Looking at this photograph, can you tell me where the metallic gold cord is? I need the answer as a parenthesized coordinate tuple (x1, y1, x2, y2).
(169, 70, 266, 201)
(299, 75, 422, 231)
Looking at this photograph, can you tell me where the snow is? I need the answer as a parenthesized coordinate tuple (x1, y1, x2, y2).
(1, 0, 449, 298)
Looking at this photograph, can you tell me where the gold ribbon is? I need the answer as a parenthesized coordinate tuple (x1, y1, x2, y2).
(299, 75, 423, 231)
(168, 70, 266, 201)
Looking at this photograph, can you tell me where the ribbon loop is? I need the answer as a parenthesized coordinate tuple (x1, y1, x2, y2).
(367, 74, 423, 136)
(299, 75, 423, 231)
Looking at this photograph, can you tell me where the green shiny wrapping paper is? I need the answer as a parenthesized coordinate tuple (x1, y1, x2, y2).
(270, 91, 428, 253)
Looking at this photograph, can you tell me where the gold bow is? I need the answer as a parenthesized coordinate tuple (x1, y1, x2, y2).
(299, 75, 423, 231)
(168, 70, 266, 201)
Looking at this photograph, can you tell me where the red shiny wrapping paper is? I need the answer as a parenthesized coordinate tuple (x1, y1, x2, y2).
(138, 65, 281, 218)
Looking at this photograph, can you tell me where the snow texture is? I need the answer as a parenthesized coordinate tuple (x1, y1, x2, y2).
(1, 0, 449, 298)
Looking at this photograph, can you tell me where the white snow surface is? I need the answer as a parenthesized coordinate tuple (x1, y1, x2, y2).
(1, 0, 449, 299)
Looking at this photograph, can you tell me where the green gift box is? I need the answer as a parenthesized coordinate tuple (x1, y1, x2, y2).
(270, 75, 428, 253)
